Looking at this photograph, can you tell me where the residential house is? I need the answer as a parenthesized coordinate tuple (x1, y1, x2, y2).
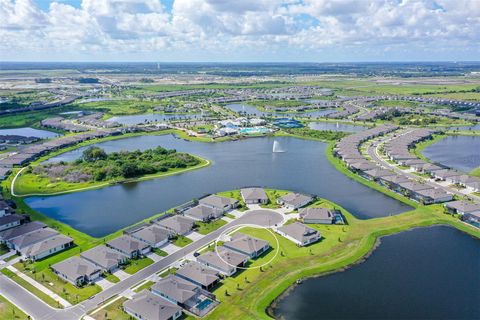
(155, 215, 195, 236)
(198, 195, 239, 213)
(299, 208, 337, 224)
(444, 201, 480, 216)
(196, 247, 248, 276)
(413, 188, 453, 204)
(176, 261, 220, 290)
(276, 222, 321, 247)
(0, 214, 25, 232)
(277, 193, 314, 210)
(0, 221, 46, 244)
(183, 205, 219, 222)
(81, 245, 128, 273)
(130, 225, 170, 248)
(51, 256, 101, 287)
(151, 275, 217, 317)
(8, 227, 58, 251)
(20, 234, 74, 261)
(223, 233, 270, 258)
(123, 291, 182, 320)
(106, 235, 151, 259)
(240, 188, 268, 204)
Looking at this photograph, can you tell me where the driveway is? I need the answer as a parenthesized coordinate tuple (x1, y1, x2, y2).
(94, 278, 115, 290)
(161, 243, 181, 254)
(145, 252, 163, 263)
(185, 231, 204, 242)
(113, 269, 130, 281)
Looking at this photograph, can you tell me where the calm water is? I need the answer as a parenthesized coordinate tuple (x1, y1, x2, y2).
(423, 135, 480, 172)
(106, 113, 203, 125)
(0, 127, 59, 138)
(273, 226, 480, 320)
(225, 103, 337, 118)
(26, 135, 411, 237)
(308, 121, 367, 132)
(447, 123, 480, 131)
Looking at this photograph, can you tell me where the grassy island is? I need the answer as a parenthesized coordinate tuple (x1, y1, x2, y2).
(14, 145, 209, 196)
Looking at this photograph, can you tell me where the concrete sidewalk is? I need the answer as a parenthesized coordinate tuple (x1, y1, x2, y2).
(6, 265, 72, 307)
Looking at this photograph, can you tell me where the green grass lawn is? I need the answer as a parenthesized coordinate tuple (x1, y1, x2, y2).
(260, 189, 290, 209)
(91, 297, 129, 320)
(13, 261, 102, 304)
(152, 248, 168, 257)
(1, 268, 60, 308)
(224, 213, 236, 219)
(133, 280, 155, 293)
(196, 219, 227, 235)
(123, 257, 154, 275)
(102, 272, 120, 283)
(0, 295, 29, 320)
(173, 235, 193, 247)
(469, 166, 480, 178)
(158, 267, 178, 278)
(0, 244, 10, 256)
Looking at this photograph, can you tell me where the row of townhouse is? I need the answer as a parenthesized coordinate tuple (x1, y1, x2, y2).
(335, 127, 455, 205)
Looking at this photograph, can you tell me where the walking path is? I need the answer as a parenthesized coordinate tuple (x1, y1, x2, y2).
(6, 265, 72, 307)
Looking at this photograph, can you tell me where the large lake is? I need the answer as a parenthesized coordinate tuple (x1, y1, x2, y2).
(308, 121, 367, 132)
(225, 103, 337, 118)
(423, 135, 480, 172)
(26, 135, 411, 237)
(273, 226, 480, 320)
(0, 127, 59, 139)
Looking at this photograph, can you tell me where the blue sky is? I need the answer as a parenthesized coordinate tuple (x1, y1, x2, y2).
(1, 0, 479, 62)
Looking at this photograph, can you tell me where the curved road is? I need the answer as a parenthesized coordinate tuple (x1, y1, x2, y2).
(0, 209, 283, 320)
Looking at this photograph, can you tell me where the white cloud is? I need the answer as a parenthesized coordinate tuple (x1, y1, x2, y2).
(0, 0, 478, 61)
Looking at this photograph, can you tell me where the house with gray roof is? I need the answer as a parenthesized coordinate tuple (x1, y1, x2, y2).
(362, 168, 395, 181)
(379, 175, 410, 188)
(276, 222, 321, 247)
(176, 261, 220, 290)
(413, 188, 453, 204)
(151, 275, 218, 317)
(223, 233, 270, 258)
(240, 187, 268, 204)
(183, 205, 219, 222)
(277, 193, 314, 210)
(51, 256, 101, 287)
(81, 245, 128, 272)
(123, 291, 182, 320)
(299, 208, 338, 224)
(196, 247, 248, 276)
(8, 227, 58, 251)
(130, 225, 170, 248)
(0, 214, 26, 232)
(0, 200, 11, 217)
(444, 201, 480, 216)
(155, 215, 195, 236)
(397, 181, 432, 195)
(198, 194, 239, 213)
(106, 235, 151, 259)
(20, 234, 74, 261)
(0, 221, 46, 244)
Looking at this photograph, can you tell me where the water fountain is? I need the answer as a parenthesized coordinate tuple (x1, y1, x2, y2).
(272, 140, 285, 153)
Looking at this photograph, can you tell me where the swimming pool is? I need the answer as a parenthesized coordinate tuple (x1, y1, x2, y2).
(239, 127, 272, 134)
(196, 298, 213, 310)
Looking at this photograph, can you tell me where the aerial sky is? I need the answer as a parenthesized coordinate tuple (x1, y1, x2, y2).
(0, 0, 479, 62)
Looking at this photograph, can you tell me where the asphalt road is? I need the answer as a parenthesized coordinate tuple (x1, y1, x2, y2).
(0, 209, 283, 320)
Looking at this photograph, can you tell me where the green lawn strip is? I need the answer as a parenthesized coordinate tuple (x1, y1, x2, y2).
(173, 235, 193, 247)
(224, 213, 236, 219)
(158, 267, 178, 278)
(0, 294, 29, 320)
(152, 248, 168, 257)
(133, 280, 155, 293)
(0, 268, 60, 308)
(470, 166, 480, 178)
(123, 257, 154, 275)
(325, 142, 418, 208)
(91, 297, 130, 320)
(205, 205, 480, 320)
(0, 244, 10, 256)
(196, 219, 227, 235)
(3, 254, 20, 262)
(13, 262, 101, 304)
(102, 272, 120, 283)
